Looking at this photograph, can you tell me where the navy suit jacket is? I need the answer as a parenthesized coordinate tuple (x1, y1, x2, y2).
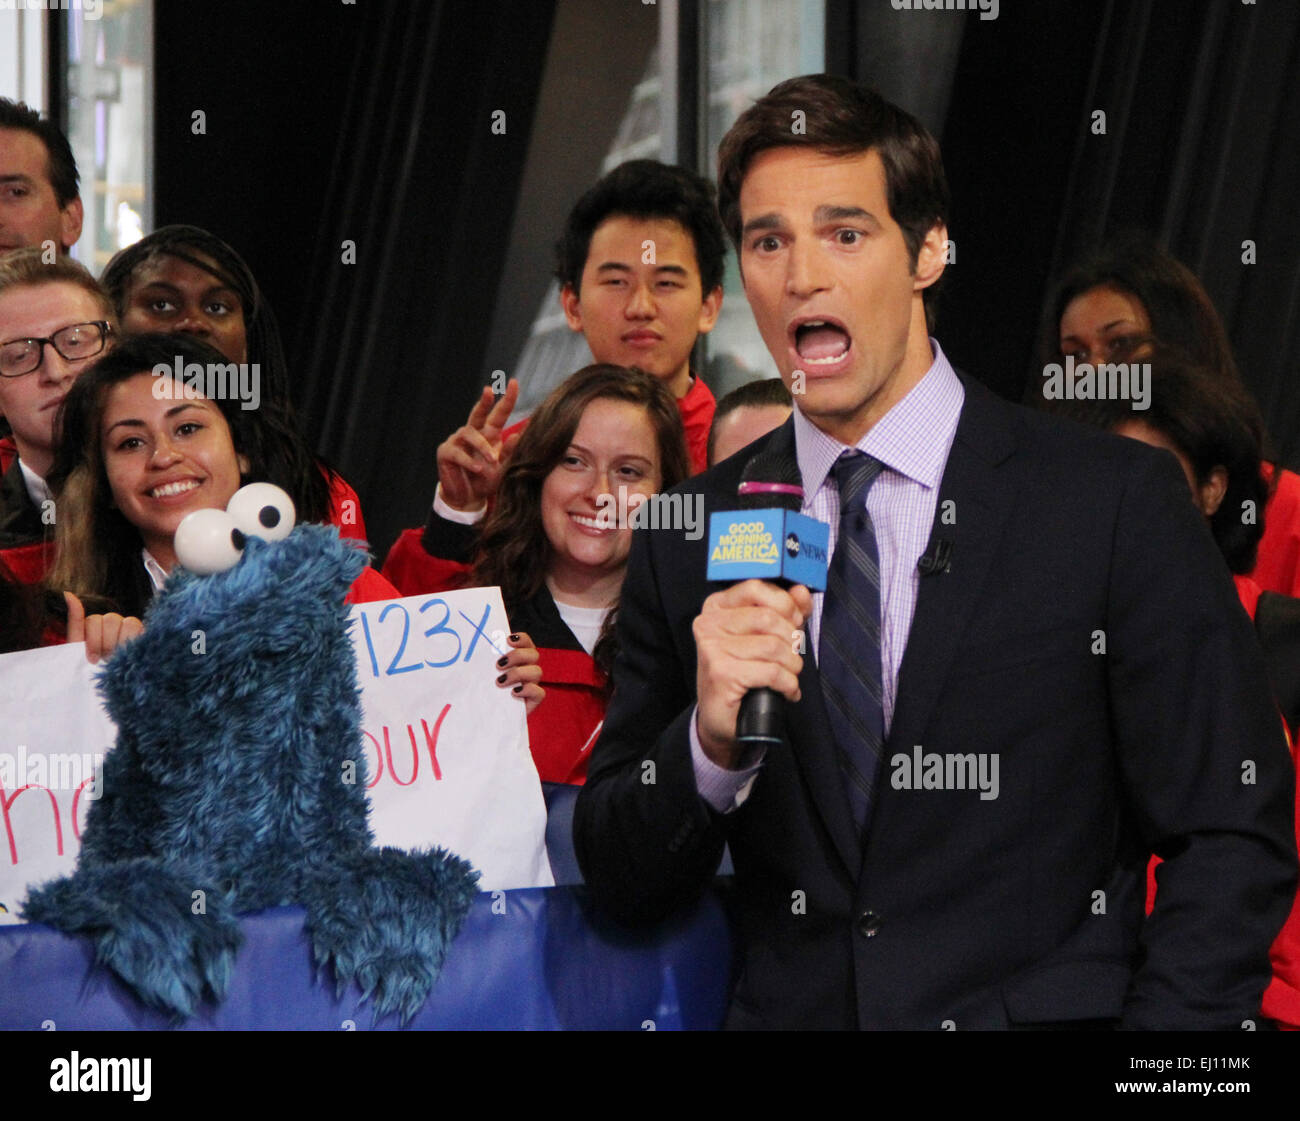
(573, 374, 1298, 1029)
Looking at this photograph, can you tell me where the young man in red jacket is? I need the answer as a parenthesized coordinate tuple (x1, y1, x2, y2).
(383, 159, 725, 598)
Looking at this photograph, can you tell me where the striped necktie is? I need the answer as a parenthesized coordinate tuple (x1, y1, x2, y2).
(819, 451, 886, 834)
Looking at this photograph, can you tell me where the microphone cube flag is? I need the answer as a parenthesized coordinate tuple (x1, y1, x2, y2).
(706, 508, 830, 591)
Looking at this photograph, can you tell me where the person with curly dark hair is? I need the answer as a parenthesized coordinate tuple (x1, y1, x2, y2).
(1039, 232, 1300, 599)
(44, 333, 397, 630)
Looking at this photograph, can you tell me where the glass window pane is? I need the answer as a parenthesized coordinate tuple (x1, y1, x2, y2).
(702, 0, 825, 399)
(511, 43, 664, 419)
(65, 2, 151, 269)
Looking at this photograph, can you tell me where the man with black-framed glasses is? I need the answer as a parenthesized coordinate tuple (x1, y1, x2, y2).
(0, 248, 116, 582)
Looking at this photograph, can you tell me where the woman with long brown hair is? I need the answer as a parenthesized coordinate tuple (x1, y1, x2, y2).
(386, 364, 690, 785)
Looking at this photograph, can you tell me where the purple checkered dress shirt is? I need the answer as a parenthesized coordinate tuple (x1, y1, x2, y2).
(693, 342, 965, 811)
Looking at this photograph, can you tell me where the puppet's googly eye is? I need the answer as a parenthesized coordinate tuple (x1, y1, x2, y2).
(175, 508, 244, 575)
(227, 483, 295, 543)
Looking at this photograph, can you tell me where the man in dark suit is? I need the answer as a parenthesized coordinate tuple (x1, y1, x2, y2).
(573, 75, 1297, 1029)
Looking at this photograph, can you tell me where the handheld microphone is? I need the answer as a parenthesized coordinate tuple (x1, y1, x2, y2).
(706, 452, 830, 747)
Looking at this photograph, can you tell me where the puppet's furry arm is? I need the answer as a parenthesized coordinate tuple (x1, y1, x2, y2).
(302, 845, 479, 1024)
(23, 857, 241, 1018)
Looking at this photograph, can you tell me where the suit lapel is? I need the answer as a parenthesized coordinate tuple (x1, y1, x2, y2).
(888, 376, 1019, 754)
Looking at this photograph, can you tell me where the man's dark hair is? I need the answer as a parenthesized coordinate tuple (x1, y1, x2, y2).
(555, 159, 727, 297)
(716, 75, 950, 328)
(707, 377, 792, 464)
(0, 98, 80, 208)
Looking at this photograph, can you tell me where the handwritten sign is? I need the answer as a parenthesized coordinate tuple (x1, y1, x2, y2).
(0, 587, 553, 924)
(0, 644, 115, 925)
(349, 588, 553, 891)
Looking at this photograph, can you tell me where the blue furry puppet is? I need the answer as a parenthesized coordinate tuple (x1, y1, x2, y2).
(24, 484, 479, 1024)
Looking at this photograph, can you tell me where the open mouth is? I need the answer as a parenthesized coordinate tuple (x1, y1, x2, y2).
(793, 319, 852, 366)
(150, 479, 201, 499)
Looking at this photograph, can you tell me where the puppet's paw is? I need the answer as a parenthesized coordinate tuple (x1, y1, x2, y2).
(303, 846, 478, 1025)
(23, 858, 241, 1018)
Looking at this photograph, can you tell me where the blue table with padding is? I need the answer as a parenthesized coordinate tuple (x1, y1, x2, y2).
(0, 883, 733, 1030)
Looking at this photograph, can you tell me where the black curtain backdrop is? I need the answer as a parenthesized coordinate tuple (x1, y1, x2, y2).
(831, 0, 1299, 470)
(1034, 0, 1300, 469)
(154, 1, 557, 559)
(829, 0, 1104, 400)
(292, 2, 557, 559)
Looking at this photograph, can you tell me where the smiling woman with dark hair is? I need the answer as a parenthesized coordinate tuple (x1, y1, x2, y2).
(45, 333, 394, 626)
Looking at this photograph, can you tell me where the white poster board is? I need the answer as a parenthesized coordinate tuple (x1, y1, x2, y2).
(0, 644, 115, 925)
(0, 587, 552, 925)
(349, 588, 553, 890)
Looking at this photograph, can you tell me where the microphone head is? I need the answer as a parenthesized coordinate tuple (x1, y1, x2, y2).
(738, 451, 804, 512)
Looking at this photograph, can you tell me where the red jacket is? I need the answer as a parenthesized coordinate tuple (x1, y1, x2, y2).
(382, 524, 473, 598)
(522, 636, 606, 785)
(0, 540, 54, 585)
(0, 440, 55, 584)
(327, 471, 369, 543)
(345, 565, 399, 604)
(382, 517, 605, 785)
(1251, 463, 1300, 597)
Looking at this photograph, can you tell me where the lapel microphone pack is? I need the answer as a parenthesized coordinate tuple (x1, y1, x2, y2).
(917, 537, 954, 575)
(706, 451, 831, 748)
